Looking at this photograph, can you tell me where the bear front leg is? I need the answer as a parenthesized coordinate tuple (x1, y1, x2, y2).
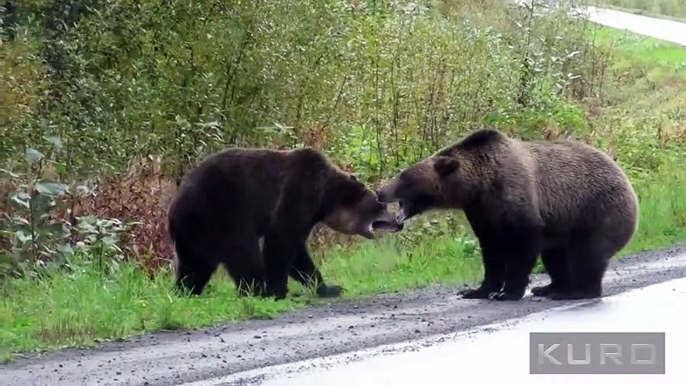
(490, 222, 543, 301)
(458, 233, 506, 299)
(290, 243, 343, 298)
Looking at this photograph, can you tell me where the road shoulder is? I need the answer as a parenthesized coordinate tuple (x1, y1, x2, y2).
(3, 243, 686, 386)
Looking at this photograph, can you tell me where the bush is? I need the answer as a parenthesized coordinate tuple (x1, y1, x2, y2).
(0, 0, 673, 277)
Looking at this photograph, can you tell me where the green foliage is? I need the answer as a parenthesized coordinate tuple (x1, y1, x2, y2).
(0, 228, 484, 354)
(0, 135, 135, 279)
(2, 0, 600, 180)
(1, 0, 609, 278)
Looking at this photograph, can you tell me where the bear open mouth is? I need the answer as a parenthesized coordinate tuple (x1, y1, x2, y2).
(396, 204, 410, 224)
(371, 220, 404, 232)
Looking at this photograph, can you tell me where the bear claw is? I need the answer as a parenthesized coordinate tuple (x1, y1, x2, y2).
(531, 284, 553, 297)
(458, 287, 492, 299)
(547, 290, 601, 301)
(488, 290, 524, 301)
(317, 284, 344, 298)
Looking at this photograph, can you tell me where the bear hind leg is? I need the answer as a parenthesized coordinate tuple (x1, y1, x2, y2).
(531, 246, 570, 297)
(219, 234, 266, 298)
(290, 243, 343, 298)
(548, 236, 612, 300)
(175, 259, 217, 296)
(261, 229, 297, 300)
(173, 239, 219, 296)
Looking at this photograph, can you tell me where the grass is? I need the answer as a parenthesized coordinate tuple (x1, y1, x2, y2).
(587, 26, 686, 252)
(591, 26, 686, 66)
(0, 229, 484, 359)
(594, 0, 686, 21)
(622, 164, 686, 253)
(2, 23, 686, 364)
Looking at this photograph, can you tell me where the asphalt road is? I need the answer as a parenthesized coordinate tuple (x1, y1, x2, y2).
(578, 5, 686, 47)
(511, 1, 686, 47)
(3, 243, 686, 386)
(211, 275, 686, 386)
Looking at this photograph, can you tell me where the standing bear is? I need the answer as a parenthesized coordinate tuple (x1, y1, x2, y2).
(376, 128, 639, 301)
(168, 147, 402, 300)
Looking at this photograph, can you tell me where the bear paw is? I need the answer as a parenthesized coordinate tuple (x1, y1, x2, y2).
(457, 287, 492, 299)
(258, 284, 288, 300)
(316, 284, 344, 298)
(531, 284, 554, 297)
(488, 290, 524, 301)
(547, 289, 601, 301)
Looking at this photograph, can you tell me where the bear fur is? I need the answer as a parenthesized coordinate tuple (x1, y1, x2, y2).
(376, 128, 639, 301)
(168, 147, 402, 300)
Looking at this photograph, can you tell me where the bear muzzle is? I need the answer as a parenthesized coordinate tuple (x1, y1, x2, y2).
(370, 208, 404, 234)
(375, 190, 391, 203)
(375, 184, 400, 204)
(371, 218, 404, 233)
(395, 200, 422, 224)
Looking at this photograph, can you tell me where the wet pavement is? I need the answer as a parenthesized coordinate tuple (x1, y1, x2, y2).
(190, 276, 686, 386)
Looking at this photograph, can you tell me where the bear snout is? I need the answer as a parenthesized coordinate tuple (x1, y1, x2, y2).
(376, 189, 393, 203)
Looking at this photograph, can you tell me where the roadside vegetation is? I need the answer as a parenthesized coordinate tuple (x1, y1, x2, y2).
(2, 0, 685, 360)
(594, 0, 686, 20)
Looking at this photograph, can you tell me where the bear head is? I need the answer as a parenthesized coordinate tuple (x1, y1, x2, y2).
(375, 155, 472, 224)
(323, 173, 404, 239)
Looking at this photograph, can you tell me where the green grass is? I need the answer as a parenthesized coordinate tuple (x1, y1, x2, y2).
(590, 26, 686, 122)
(594, 0, 686, 21)
(591, 27, 686, 66)
(588, 25, 686, 251)
(2, 24, 686, 362)
(0, 230, 484, 358)
(587, 26, 686, 249)
(622, 163, 686, 254)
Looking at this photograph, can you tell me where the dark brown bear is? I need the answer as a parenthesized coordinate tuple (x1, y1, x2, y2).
(376, 128, 639, 301)
(168, 147, 402, 300)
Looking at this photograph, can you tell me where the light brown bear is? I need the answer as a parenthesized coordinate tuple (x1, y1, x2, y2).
(376, 128, 639, 301)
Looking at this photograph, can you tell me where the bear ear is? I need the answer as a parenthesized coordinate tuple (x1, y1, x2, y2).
(433, 156, 459, 178)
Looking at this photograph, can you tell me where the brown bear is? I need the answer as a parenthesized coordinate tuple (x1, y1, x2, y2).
(376, 128, 639, 301)
(167, 147, 402, 300)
